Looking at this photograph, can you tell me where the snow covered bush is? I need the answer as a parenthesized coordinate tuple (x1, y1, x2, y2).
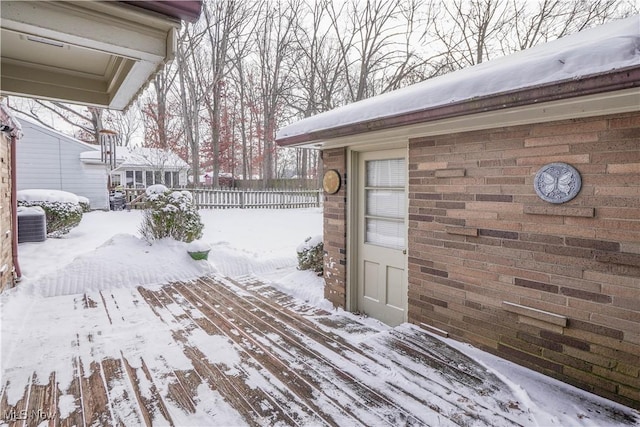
(78, 196, 91, 213)
(297, 235, 323, 274)
(17, 189, 83, 237)
(139, 185, 204, 244)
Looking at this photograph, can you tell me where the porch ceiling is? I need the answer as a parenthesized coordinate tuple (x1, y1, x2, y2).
(0, 1, 195, 111)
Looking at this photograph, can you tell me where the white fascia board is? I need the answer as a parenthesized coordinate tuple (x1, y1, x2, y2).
(314, 88, 640, 151)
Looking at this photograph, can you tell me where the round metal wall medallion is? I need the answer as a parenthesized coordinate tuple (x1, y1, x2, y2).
(534, 162, 582, 204)
(323, 169, 341, 194)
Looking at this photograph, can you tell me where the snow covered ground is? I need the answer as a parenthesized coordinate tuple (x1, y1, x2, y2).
(2, 208, 638, 426)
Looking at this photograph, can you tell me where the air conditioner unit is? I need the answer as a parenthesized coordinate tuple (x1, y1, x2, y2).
(17, 207, 47, 243)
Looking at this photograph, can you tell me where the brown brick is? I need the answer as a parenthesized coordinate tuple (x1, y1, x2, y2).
(435, 168, 465, 178)
(478, 229, 519, 240)
(514, 278, 558, 294)
(420, 267, 448, 278)
(560, 287, 612, 303)
(545, 245, 593, 259)
(497, 343, 563, 373)
(539, 330, 590, 351)
(523, 205, 595, 217)
(543, 349, 594, 372)
(475, 194, 513, 202)
(569, 319, 624, 340)
(594, 251, 640, 267)
(600, 128, 640, 140)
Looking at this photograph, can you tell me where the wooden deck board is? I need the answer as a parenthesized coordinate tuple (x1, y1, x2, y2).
(0, 275, 582, 426)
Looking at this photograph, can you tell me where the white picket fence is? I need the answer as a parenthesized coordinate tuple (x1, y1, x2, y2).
(123, 188, 322, 209)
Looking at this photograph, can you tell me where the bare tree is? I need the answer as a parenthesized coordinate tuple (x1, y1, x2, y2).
(201, 0, 254, 187)
(9, 98, 104, 144)
(255, 0, 298, 184)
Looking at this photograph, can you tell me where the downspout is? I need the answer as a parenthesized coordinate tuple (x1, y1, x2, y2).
(10, 132, 21, 281)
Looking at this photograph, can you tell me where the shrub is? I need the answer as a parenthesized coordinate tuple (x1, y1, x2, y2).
(139, 185, 204, 243)
(296, 235, 323, 274)
(78, 196, 91, 213)
(17, 189, 83, 238)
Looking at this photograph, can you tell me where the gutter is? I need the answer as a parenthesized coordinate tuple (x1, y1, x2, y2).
(276, 66, 640, 147)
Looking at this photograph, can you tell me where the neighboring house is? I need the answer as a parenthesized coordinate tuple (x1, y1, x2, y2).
(277, 16, 640, 410)
(0, 1, 202, 290)
(16, 118, 109, 210)
(80, 146, 189, 189)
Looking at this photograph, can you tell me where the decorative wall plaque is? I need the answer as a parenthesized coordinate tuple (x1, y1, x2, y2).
(534, 162, 581, 204)
(323, 169, 341, 194)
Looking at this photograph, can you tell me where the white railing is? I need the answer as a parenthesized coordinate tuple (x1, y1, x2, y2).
(122, 188, 322, 209)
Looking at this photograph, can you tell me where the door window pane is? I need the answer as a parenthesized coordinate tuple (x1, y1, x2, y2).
(366, 218, 404, 250)
(366, 189, 405, 218)
(367, 159, 405, 187)
(365, 158, 406, 249)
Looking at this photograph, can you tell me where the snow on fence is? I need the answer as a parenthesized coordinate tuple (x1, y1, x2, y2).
(122, 188, 322, 209)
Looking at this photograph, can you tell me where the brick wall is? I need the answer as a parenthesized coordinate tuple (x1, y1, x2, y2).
(0, 132, 14, 292)
(322, 148, 347, 308)
(407, 111, 640, 409)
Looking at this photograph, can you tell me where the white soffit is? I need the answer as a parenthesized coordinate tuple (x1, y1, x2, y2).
(0, 1, 180, 110)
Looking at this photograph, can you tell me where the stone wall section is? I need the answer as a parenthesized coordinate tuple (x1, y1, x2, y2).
(0, 132, 14, 292)
(407, 111, 640, 409)
(322, 148, 348, 308)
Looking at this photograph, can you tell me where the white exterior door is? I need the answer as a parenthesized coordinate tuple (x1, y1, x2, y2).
(357, 149, 407, 326)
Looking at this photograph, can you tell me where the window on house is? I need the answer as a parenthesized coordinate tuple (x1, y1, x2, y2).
(126, 171, 134, 187)
(154, 171, 162, 184)
(165, 171, 172, 187)
(172, 172, 180, 187)
(145, 171, 153, 187)
(135, 171, 143, 188)
(111, 174, 121, 188)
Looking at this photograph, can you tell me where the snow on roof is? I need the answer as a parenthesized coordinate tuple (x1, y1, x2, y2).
(80, 146, 188, 169)
(0, 102, 23, 139)
(16, 116, 99, 151)
(277, 15, 640, 140)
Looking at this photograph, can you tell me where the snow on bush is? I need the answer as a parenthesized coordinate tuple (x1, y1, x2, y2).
(296, 235, 323, 274)
(140, 187, 204, 244)
(78, 196, 91, 212)
(17, 189, 83, 238)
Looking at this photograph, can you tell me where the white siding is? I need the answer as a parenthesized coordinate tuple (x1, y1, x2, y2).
(16, 119, 109, 210)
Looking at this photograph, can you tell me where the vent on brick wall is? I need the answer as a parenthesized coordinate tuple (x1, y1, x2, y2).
(17, 208, 46, 243)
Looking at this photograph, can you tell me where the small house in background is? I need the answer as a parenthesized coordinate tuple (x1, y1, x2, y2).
(277, 16, 640, 409)
(16, 117, 109, 210)
(82, 147, 189, 189)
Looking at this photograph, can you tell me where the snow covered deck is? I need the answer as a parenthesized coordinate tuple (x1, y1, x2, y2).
(1, 276, 637, 426)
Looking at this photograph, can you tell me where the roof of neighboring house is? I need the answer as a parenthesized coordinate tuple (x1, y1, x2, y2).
(16, 116, 99, 151)
(80, 146, 188, 170)
(276, 15, 640, 147)
(0, 101, 22, 139)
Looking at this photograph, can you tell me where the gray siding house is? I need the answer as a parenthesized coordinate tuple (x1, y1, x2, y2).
(16, 118, 109, 210)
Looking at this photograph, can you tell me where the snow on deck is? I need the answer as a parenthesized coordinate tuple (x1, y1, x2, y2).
(1, 276, 637, 427)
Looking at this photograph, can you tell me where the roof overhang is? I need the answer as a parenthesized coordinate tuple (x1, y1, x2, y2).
(0, 1, 199, 111)
(276, 67, 640, 150)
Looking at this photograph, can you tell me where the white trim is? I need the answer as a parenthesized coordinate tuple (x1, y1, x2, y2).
(309, 88, 640, 150)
